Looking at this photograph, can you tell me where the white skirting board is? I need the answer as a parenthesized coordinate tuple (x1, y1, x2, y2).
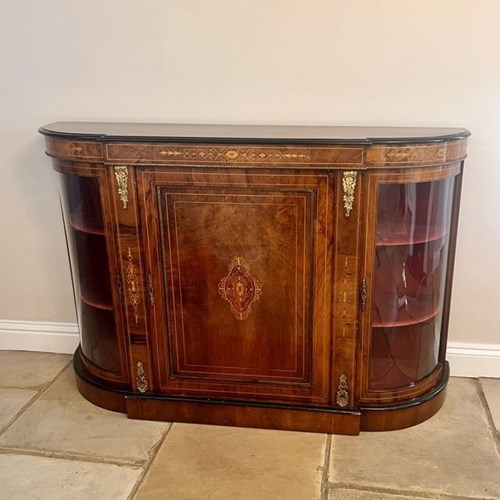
(446, 342, 500, 378)
(0, 320, 79, 355)
(0, 320, 499, 378)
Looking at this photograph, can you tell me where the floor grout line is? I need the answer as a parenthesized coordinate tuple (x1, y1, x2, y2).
(475, 379, 500, 457)
(0, 391, 42, 436)
(329, 482, 496, 500)
(320, 434, 332, 500)
(0, 362, 73, 437)
(127, 422, 174, 500)
(0, 384, 61, 391)
(0, 445, 146, 468)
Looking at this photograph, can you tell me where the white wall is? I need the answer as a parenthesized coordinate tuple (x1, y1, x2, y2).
(0, 0, 499, 345)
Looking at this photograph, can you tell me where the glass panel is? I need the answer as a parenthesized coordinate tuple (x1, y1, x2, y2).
(59, 174, 120, 373)
(64, 174, 104, 234)
(369, 178, 454, 391)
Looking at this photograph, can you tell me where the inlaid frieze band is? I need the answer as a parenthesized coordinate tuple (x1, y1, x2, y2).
(218, 257, 262, 320)
(44, 138, 103, 160)
(105, 143, 365, 167)
(367, 139, 468, 166)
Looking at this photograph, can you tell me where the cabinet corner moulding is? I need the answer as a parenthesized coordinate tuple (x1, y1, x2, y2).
(40, 121, 470, 435)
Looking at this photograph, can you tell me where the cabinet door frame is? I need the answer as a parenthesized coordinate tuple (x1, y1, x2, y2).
(358, 162, 462, 404)
(137, 167, 334, 405)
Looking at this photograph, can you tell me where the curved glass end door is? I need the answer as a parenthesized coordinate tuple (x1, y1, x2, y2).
(59, 173, 121, 375)
(369, 176, 455, 391)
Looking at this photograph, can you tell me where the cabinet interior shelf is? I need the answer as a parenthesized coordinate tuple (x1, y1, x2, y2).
(376, 227, 447, 247)
(70, 215, 105, 235)
(372, 307, 440, 328)
(81, 292, 114, 311)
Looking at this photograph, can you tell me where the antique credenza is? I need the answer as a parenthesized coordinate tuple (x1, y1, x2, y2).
(39, 123, 469, 434)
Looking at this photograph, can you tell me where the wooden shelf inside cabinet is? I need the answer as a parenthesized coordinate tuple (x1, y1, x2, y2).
(70, 214, 105, 236)
(375, 226, 447, 247)
(80, 301, 120, 375)
(71, 230, 114, 310)
(80, 292, 114, 311)
(372, 307, 440, 328)
(40, 121, 469, 435)
(372, 232, 448, 333)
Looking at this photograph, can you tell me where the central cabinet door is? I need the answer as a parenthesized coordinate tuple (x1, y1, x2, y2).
(138, 168, 334, 404)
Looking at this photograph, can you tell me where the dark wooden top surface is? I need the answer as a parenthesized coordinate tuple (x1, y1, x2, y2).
(39, 122, 470, 145)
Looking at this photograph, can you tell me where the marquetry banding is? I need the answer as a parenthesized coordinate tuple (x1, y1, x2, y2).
(45, 138, 467, 169)
(45, 138, 103, 160)
(367, 139, 467, 167)
(105, 143, 365, 167)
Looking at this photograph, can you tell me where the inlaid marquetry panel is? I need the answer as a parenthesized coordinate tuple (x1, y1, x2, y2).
(106, 163, 155, 393)
(160, 189, 310, 381)
(137, 169, 334, 404)
(332, 170, 362, 408)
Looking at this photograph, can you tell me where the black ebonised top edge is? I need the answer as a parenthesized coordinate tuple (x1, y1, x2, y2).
(39, 122, 471, 146)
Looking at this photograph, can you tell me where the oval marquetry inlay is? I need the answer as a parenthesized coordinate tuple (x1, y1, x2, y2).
(218, 257, 262, 320)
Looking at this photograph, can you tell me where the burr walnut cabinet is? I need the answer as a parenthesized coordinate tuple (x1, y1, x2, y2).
(39, 122, 469, 434)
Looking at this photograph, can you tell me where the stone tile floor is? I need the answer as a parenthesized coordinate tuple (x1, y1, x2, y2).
(0, 351, 498, 500)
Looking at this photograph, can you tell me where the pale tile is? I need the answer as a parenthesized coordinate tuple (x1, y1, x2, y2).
(0, 453, 140, 500)
(39, 367, 84, 402)
(330, 378, 500, 499)
(481, 378, 500, 432)
(329, 488, 428, 500)
(0, 351, 70, 389)
(0, 388, 37, 430)
(135, 423, 326, 500)
(0, 370, 167, 464)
